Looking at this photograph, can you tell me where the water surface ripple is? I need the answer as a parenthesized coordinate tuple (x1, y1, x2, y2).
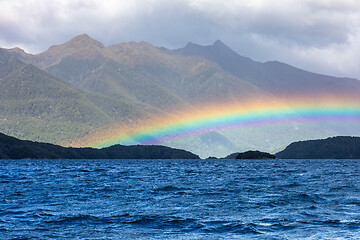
(0, 159, 359, 239)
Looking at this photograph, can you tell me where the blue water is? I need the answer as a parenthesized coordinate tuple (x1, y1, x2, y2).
(0, 159, 360, 240)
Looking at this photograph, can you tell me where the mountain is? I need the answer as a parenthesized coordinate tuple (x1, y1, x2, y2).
(11, 35, 360, 103)
(175, 40, 360, 98)
(9, 34, 105, 67)
(0, 132, 199, 159)
(7, 35, 283, 157)
(276, 136, 360, 159)
(4, 35, 360, 157)
(0, 48, 153, 145)
(9, 35, 273, 106)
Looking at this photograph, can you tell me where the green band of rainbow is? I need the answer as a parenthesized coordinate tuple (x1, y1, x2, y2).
(91, 101, 360, 148)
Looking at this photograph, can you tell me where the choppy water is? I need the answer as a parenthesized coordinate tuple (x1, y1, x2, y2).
(0, 159, 360, 239)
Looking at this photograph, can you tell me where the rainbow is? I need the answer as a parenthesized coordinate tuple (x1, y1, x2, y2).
(87, 97, 360, 148)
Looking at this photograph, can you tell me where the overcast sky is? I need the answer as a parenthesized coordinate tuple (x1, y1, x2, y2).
(1, 0, 360, 79)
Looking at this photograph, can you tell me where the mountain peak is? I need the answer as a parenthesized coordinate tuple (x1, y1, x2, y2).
(63, 34, 105, 49)
(213, 39, 225, 46)
(7, 47, 34, 59)
(8, 47, 27, 55)
(33, 34, 106, 67)
(176, 42, 202, 53)
(212, 40, 231, 51)
(185, 40, 227, 48)
(5, 47, 34, 65)
(72, 33, 91, 40)
(185, 42, 198, 47)
(176, 40, 232, 56)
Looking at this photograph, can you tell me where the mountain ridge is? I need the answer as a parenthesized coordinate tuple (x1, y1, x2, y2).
(3, 34, 360, 157)
(0, 47, 159, 145)
(174, 40, 360, 98)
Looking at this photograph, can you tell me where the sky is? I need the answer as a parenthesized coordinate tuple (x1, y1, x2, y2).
(1, 0, 360, 79)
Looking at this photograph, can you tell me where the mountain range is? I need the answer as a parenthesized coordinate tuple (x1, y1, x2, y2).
(2, 34, 360, 157)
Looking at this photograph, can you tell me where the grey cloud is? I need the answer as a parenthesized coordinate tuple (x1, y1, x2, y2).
(0, 0, 360, 79)
(188, 0, 358, 47)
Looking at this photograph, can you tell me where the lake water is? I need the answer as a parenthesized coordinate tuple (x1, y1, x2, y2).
(0, 159, 359, 239)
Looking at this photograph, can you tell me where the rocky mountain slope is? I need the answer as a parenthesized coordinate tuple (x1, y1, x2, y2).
(3, 34, 360, 157)
(11, 34, 272, 108)
(0, 48, 154, 144)
(175, 40, 360, 98)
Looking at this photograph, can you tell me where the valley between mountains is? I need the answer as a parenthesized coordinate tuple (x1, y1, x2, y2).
(1, 34, 360, 158)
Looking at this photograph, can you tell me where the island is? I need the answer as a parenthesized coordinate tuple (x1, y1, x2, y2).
(276, 136, 360, 159)
(236, 150, 276, 159)
(0, 132, 200, 159)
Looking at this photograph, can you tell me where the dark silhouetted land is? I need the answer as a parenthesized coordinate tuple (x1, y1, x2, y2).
(276, 136, 360, 159)
(0, 132, 199, 159)
(236, 150, 275, 159)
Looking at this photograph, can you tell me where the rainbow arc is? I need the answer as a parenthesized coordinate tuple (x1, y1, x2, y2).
(87, 97, 360, 148)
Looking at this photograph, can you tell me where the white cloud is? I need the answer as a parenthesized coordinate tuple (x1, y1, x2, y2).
(0, 0, 360, 78)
